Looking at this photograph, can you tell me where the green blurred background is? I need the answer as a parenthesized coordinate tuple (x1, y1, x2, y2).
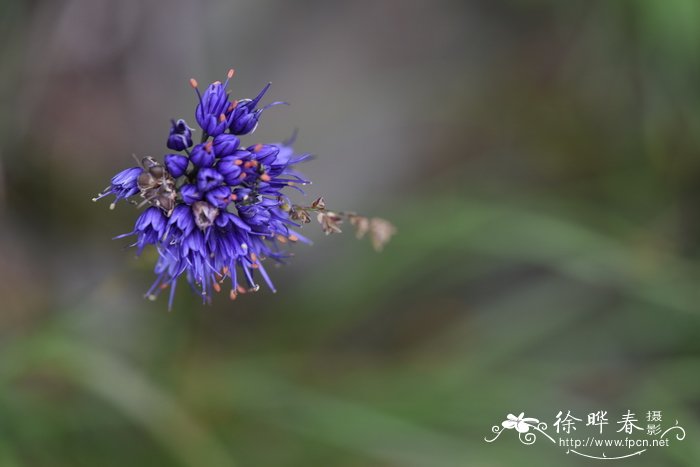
(1, 0, 700, 465)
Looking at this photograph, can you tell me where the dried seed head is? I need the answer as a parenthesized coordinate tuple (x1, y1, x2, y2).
(192, 201, 220, 230)
(349, 214, 370, 239)
(148, 165, 165, 179)
(369, 218, 396, 251)
(137, 171, 157, 191)
(311, 196, 326, 210)
(135, 157, 178, 214)
(157, 194, 176, 214)
(317, 211, 343, 235)
(290, 206, 311, 224)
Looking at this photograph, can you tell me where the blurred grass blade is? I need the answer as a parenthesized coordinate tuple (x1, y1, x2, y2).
(0, 335, 236, 467)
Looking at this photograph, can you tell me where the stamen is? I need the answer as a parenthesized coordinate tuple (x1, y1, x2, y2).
(237, 285, 247, 294)
(229, 289, 237, 300)
(212, 282, 221, 293)
(260, 174, 271, 182)
(222, 69, 235, 89)
(289, 235, 299, 242)
(204, 141, 213, 152)
(250, 253, 257, 262)
(234, 159, 243, 165)
(190, 78, 203, 105)
(228, 100, 239, 112)
(218, 113, 226, 123)
(92, 186, 111, 202)
(253, 143, 263, 152)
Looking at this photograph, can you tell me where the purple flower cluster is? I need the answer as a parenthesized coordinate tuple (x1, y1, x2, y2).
(94, 70, 312, 308)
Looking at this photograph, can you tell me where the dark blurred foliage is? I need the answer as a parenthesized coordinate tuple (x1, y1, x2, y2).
(1, 0, 700, 466)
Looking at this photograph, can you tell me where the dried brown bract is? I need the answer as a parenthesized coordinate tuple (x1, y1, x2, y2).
(136, 156, 177, 214)
(311, 196, 326, 210)
(317, 211, 343, 235)
(291, 198, 396, 251)
(368, 217, 397, 251)
(290, 206, 311, 224)
(348, 214, 370, 239)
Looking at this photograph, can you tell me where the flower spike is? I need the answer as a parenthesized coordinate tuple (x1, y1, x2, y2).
(95, 68, 394, 309)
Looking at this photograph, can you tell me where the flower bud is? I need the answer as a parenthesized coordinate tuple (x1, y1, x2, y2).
(213, 134, 240, 158)
(167, 119, 194, 151)
(190, 143, 215, 168)
(216, 156, 243, 185)
(180, 183, 202, 205)
(196, 168, 223, 193)
(164, 154, 189, 178)
(206, 185, 232, 209)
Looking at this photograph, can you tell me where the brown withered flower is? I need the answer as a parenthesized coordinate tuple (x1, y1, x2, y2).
(290, 198, 396, 251)
(317, 211, 343, 235)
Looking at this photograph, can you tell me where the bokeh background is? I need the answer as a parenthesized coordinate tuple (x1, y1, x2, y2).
(1, 0, 700, 465)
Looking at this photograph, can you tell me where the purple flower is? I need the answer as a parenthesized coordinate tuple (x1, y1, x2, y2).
(249, 144, 279, 165)
(164, 154, 189, 178)
(238, 204, 272, 229)
(196, 167, 223, 193)
(167, 204, 196, 238)
(115, 206, 168, 255)
(167, 119, 194, 151)
(228, 83, 287, 135)
(213, 134, 240, 158)
(180, 184, 202, 205)
(205, 185, 232, 209)
(191, 69, 235, 137)
(216, 155, 243, 185)
(96, 69, 315, 309)
(190, 143, 215, 168)
(216, 211, 252, 232)
(92, 167, 143, 208)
